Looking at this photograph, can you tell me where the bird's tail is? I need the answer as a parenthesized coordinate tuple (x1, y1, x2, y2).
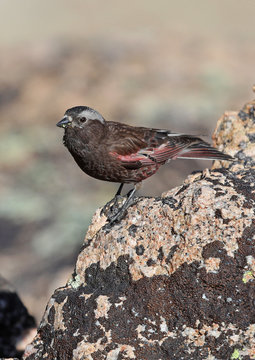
(177, 142, 233, 161)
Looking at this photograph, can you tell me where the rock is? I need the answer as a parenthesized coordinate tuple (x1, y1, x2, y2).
(23, 96, 255, 360)
(212, 96, 255, 170)
(0, 276, 36, 359)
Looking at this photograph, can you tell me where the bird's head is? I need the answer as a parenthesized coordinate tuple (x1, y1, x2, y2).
(56, 106, 105, 130)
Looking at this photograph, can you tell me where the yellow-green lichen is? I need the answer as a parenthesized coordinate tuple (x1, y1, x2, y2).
(242, 270, 254, 284)
(231, 348, 241, 360)
(68, 274, 81, 289)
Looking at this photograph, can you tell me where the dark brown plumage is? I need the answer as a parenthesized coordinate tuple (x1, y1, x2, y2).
(57, 106, 233, 223)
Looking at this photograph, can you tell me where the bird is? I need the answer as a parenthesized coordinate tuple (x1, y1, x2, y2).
(56, 106, 233, 223)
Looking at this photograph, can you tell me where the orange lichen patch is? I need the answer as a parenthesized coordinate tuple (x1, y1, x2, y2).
(204, 257, 221, 273)
(245, 324, 255, 358)
(72, 341, 97, 358)
(94, 295, 112, 319)
(246, 255, 255, 272)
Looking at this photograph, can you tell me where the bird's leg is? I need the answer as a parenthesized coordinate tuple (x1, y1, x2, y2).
(115, 183, 124, 196)
(107, 183, 141, 225)
(100, 183, 125, 216)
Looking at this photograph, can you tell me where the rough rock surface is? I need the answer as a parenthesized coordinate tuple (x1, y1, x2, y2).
(0, 276, 36, 359)
(23, 97, 255, 360)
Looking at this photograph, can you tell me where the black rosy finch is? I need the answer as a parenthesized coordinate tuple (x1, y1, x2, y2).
(57, 106, 233, 223)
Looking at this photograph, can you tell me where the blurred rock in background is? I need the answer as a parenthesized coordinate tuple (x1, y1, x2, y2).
(0, 0, 254, 323)
(0, 275, 36, 358)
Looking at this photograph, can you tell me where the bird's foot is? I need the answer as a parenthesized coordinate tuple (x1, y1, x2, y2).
(106, 196, 138, 225)
(101, 185, 139, 226)
(100, 195, 126, 218)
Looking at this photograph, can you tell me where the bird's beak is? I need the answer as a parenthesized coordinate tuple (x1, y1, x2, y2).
(56, 116, 71, 128)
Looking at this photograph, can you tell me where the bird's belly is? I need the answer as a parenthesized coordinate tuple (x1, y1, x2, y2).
(71, 151, 159, 183)
(125, 164, 160, 183)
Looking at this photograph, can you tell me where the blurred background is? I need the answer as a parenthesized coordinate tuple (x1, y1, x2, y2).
(0, 0, 254, 323)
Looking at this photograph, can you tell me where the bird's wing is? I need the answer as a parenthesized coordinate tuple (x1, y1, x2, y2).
(108, 127, 191, 169)
(108, 123, 232, 169)
(142, 135, 233, 162)
(108, 135, 152, 169)
(139, 140, 192, 163)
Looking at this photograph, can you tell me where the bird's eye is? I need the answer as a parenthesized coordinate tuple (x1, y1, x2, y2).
(80, 117, 87, 123)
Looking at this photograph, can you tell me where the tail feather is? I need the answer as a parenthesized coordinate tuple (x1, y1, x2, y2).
(178, 143, 233, 161)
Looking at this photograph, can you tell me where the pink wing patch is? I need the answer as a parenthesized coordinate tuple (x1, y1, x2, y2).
(110, 142, 188, 166)
(110, 151, 154, 166)
(147, 143, 187, 162)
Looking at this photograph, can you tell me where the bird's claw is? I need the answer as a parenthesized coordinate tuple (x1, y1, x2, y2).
(101, 185, 139, 226)
(100, 195, 125, 218)
(106, 196, 138, 226)
(101, 194, 139, 226)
